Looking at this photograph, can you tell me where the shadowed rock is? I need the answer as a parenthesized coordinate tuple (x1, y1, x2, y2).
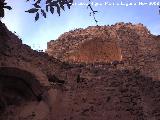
(48, 74, 65, 84)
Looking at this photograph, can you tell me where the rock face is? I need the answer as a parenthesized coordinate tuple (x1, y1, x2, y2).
(47, 22, 160, 80)
(47, 23, 150, 63)
(49, 68, 160, 120)
(0, 21, 160, 120)
(0, 21, 62, 120)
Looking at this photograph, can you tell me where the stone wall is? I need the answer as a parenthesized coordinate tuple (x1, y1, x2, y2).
(47, 22, 160, 80)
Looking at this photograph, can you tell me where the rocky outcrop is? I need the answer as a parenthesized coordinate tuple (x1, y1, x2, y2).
(47, 23, 150, 63)
(47, 22, 160, 80)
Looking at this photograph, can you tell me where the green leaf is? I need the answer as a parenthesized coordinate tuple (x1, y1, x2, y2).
(60, 5, 65, 11)
(56, 5, 60, 16)
(50, 6, 54, 14)
(46, 5, 49, 12)
(34, 4, 41, 8)
(46, 0, 52, 4)
(51, 1, 58, 6)
(59, 0, 65, 11)
(66, 3, 71, 9)
(25, 8, 39, 13)
(66, 0, 73, 9)
(4, 6, 12, 10)
(69, 0, 73, 4)
(35, 0, 41, 4)
(35, 12, 39, 21)
(41, 9, 46, 18)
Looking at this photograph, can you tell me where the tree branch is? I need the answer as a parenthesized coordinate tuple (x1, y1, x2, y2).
(87, 0, 98, 25)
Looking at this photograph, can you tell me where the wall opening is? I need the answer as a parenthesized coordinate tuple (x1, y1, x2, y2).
(0, 67, 43, 118)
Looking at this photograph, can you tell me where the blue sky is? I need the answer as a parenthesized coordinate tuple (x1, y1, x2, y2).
(2, 0, 160, 50)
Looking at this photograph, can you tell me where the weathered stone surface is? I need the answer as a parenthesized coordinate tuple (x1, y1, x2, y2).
(0, 21, 160, 120)
(0, 21, 57, 120)
(47, 23, 149, 63)
(47, 22, 160, 80)
(51, 69, 160, 120)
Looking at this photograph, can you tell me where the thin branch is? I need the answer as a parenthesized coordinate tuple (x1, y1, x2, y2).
(87, 0, 98, 25)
